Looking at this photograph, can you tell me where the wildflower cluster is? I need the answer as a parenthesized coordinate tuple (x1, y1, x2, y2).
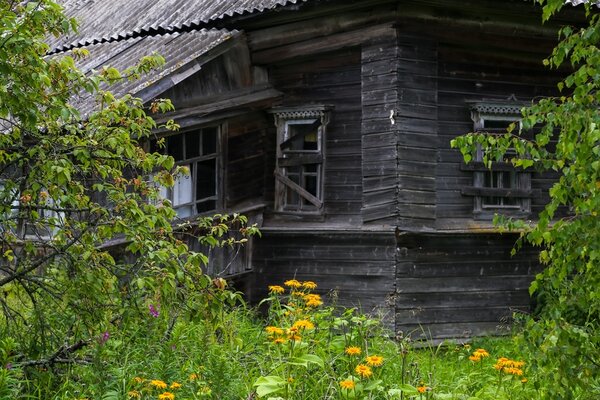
(128, 373, 211, 399)
(468, 348, 490, 362)
(494, 357, 525, 376)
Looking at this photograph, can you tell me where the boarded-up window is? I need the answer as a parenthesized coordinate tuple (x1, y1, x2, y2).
(270, 107, 331, 213)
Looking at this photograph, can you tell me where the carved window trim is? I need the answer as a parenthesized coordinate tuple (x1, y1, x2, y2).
(462, 102, 532, 218)
(270, 106, 331, 214)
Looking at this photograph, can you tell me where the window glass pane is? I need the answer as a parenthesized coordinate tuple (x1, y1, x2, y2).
(167, 135, 184, 161)
(202, 127, 217, 155)
(176, 205, 193, 218)
(172, 163, 193, 206)
(285, 122, 319, 151)
(305, 175, 317, 196)
(197, 159, 216, 200)
(185, 131, 200, 159)
(483, 119, 514, 130)
(196, 200, 216, 214)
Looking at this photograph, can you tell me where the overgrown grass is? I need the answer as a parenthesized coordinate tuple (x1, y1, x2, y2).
(0, 280, 559, 399)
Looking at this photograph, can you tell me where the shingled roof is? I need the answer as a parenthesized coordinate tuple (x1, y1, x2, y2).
(52, 0, 307, 53)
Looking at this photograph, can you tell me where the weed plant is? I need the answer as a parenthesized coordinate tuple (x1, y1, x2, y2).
(0, 280, 555, 399)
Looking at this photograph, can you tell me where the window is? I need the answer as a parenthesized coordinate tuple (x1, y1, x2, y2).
(152, 126, 220, 218)
(461, 102, 532, 216)
(270, 107, 330, 213)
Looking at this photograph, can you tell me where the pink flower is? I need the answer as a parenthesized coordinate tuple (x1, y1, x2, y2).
(149, 304, 159, 318)
(99, 331, 110, 344)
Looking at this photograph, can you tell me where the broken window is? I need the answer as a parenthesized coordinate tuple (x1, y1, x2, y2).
(152, 126, 220, 218)
(270, 107, 330, 213)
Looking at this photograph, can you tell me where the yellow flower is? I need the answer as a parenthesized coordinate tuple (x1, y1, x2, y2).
(150, 380, 168, 389)
(127, 391, 141, 399)
(170, 382, 182, 389)
(339, 379, 356, 389)
(292, 320, 315, 330)
(521, 378, 528, 383)
(273, 337, 287, 345)
(302, 281, 317, 290)
(268, 285, 285, 294)
(469, 355, 481, 362)
(504, 367, 524, 376)
(133, 377, 145, 384)
(473, 348, 490, 358)
(304, 294, 323, 307)
(265, 326, 285, 335)
(365, 355, 384, 367)
(284, 279, 302, 288)
(306, 299, 322, 307)
(189, 373, 199, 381)
(417, 386, 427, 393)
(355, 364, 373, 378)
(345, 346, 362, 356)
(158, 392, 175, 400)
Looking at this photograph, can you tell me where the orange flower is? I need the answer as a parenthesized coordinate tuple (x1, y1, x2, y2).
(272, 337, 287, 345)
(473, 348, 490, 358)
(169, 382, 181, 389)
(265, 326, 284, 335)
(345, 346, 362, 356)
(355, 364, 373, 378)
(302, 281, 317, 290)
(469, 355, 481, 362)
(284, 279, 302, 288)
(417, 386, 428, 393)
(268, 285, 285, 294)
(365, 355, 384, 367)
(292, 320, 315, 330)
(158, 392, 175, 400)
(150, 380, 168, 389)
(339, 379, 356, 389)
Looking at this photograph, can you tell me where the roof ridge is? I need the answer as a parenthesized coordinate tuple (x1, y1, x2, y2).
(50, 0, 307, 54)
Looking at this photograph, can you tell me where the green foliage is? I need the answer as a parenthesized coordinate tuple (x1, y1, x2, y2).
(451, 1, 600, 397)
(1, 280, 550, 399)
(0, 0, 258, 386)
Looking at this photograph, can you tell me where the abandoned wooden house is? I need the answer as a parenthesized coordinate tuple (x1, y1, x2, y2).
(52, 0, 578, 340)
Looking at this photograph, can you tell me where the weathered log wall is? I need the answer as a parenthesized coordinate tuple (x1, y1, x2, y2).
(396, 232, 542, 340)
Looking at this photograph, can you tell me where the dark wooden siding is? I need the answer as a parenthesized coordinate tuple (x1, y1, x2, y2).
(268, 49, 363, 224)
(396, 232, 542, 340)
(435, 28, 562, 226)
(226, 113, 268, 207)
(253, 230, 397, 325)
(396, 33, 438, 229)
(361, 28, 399, 225)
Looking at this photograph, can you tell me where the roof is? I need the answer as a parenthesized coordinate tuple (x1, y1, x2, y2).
(67, 29, 238, 116)
(51, 0, 307, 53)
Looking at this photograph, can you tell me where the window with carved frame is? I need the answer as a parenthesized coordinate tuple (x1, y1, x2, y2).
(461, 102, 532, 217)
(270, 106, 330, 213)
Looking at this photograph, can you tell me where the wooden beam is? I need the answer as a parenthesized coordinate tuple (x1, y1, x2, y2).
(248, 8, 395, 51)
(252, 23, 396, 64)
(274, 171, 322, 209)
